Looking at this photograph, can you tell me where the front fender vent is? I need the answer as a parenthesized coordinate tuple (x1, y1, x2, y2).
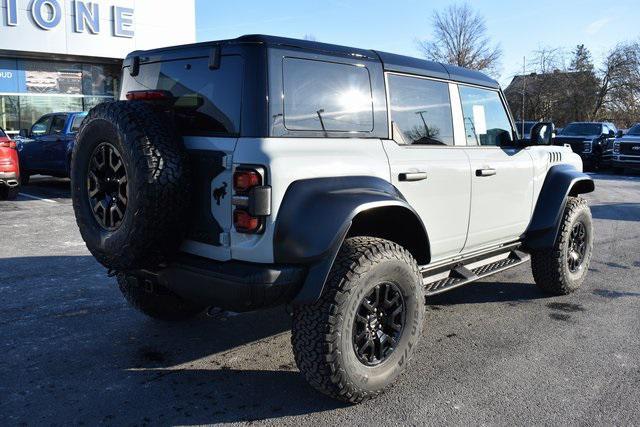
(548, 151, 563, 164)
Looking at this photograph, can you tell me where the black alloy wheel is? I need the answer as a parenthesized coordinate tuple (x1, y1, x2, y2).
(352, 281, 406, 366)
(567, 221, 587, 273)
(87, 142, 128, 231)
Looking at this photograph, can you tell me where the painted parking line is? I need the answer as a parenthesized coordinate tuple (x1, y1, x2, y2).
(19, 192, 58, 204)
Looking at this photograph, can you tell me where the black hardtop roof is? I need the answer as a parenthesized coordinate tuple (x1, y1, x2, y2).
(127, 34, 499, 89)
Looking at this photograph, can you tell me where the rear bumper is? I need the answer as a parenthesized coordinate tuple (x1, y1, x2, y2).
(136, 253, 306, 312)
(0, 171, 19, 187)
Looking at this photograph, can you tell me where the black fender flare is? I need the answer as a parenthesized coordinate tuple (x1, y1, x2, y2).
(524, 164, 594, 250)
(273, 176, 429, 304)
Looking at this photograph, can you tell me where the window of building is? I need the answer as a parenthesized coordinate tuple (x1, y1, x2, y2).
(388, 74, 454, 146)
(283, 58, 373, 132)
(459, 85, 513, 146)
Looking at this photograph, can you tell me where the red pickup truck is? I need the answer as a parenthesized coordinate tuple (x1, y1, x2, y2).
(0, 127, 20, 200)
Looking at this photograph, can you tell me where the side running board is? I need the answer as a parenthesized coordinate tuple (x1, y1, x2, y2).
(422, 249, 531, 296)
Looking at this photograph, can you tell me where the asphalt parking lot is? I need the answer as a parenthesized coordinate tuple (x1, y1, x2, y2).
(1, 173, 640, 425)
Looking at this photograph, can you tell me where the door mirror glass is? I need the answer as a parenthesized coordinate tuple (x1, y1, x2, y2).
(529, 122, 554, 145)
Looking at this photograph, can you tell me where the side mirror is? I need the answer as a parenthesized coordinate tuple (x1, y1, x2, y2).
(19, 129, 29, 138)
(616, 130, 624, 138)
(529, 122, 554, 145)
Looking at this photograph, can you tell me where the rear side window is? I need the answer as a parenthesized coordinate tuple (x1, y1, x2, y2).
(459, 86, 513, 146)
(70, 115, 86, 133)
(121, 55, 244, 136)
(388, 74, 454, 146)
(283, 58, 373, 132)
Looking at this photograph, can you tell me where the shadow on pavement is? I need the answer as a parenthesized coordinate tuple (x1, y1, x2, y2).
(0, 255, 344, 424)
(21, 176, 71, 199)
(427, 280, 547, 306)
(590, 203, 640, 222)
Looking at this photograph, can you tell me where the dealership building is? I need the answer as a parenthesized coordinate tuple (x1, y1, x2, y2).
(0, 0, 196, 135)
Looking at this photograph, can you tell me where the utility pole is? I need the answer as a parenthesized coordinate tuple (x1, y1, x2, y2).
(522, 56, 526, 138)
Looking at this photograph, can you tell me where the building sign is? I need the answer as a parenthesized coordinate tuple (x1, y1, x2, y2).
(3, 0, 134, 38)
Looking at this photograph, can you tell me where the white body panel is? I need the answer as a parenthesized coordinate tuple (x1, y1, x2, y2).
(463, 146, 534, 251)
(231, 138, 391, 263)
(382, 141, 471, 262)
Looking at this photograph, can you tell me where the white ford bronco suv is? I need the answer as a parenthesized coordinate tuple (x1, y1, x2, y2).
(71, 35, 595, 403)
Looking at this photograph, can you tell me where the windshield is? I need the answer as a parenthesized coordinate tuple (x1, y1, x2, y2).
(560, 123, 601, 136)
(626, 124, 640, 136)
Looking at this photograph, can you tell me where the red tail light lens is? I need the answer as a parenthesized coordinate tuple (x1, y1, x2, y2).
(126, 90, 172, 101)
(233, 209, 260, 233)
(233, 169, 262, 193)
(0, 140, 16, 149)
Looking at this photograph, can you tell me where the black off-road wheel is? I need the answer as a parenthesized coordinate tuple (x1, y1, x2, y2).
(292, 237, 425, 403)
(117, 273, 205, 321)
(531, 197, 594, 295)
(71, 101, 191, 271)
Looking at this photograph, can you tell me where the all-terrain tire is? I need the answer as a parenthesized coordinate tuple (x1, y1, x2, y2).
(71, 101, 191, 271)
(0, 184, 19, 200)
(292, 237, 425, 404)
(531, 197, 594, 295)
(117, 273, 205, 321)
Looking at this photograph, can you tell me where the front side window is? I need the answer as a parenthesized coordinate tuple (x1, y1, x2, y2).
(388, 74, 454, 146)
(459, 86, 513, 146)
(50, 115, 67, 134)
(283, 58, 373, 132)
(31, 116, 52, 136)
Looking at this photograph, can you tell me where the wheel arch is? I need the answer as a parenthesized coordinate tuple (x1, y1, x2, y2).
(524, 164, 594, 250)
(273, 176, 430, 304)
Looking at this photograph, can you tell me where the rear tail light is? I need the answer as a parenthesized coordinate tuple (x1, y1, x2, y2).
(233, 169, 262, 193)
(233, 209, 261, 233)
(0, 140, 16, 149)
(126, 90, 172, 101)
(231, 167, 270, 234)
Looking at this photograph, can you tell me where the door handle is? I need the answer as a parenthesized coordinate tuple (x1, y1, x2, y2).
(476, 168, 497, 177)
(399, 171, 428, 182)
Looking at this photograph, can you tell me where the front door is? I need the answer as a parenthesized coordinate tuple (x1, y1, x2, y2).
(383, 74, 471, 263)
(43, 114, 68, 173)
(456, 84, 534, 251)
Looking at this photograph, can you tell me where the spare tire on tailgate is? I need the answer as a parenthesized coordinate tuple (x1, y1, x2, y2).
(71, 101, 191, 271)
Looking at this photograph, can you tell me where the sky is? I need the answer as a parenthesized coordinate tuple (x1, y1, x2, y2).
(195, 0, 640, 87)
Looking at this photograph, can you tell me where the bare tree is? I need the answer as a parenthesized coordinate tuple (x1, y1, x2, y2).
(417, 2, 501, 75)
(592, 41, 640, 121)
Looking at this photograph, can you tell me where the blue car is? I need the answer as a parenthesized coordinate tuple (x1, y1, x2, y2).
(17, 112, 87, 184)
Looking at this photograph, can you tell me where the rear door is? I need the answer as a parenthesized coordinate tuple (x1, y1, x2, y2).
(383, 73, 471, 262)
(456, 84, 534, 251)
(43, 114, 68, 172)
(121, 49, 245, 261)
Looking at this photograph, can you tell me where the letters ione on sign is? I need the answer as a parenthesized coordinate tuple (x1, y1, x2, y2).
(3, 0, 135, 38)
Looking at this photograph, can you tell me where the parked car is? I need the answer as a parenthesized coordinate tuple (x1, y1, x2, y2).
(70, 35, 594, 404)
(612, 123, 640, 172)
(554, 121, 617, 170)
(0, 127, 20, 200)
(17, 112, 87, 184)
